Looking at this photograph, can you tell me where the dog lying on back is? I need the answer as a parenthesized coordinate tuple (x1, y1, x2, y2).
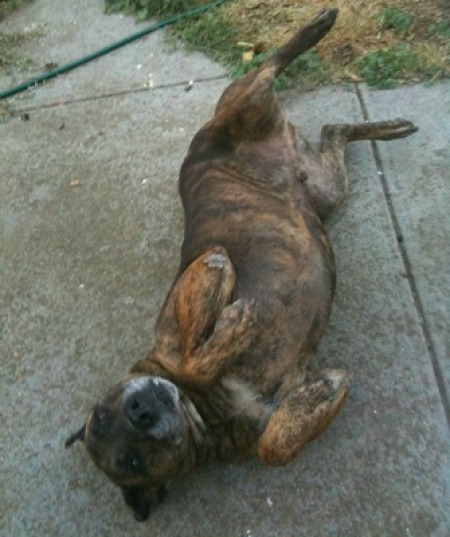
(66, 8, 417, 521)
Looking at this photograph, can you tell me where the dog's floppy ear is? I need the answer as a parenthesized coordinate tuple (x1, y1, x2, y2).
(65, 425, 86, 448)
(121, 486, 151, 522)
(121, 485, 167, 522)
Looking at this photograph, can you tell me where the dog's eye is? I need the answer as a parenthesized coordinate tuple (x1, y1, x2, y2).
(91, 407, 109, 436)
(93, 406, 108, 424)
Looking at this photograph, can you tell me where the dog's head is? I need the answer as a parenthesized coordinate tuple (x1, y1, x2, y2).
(66, 375, 195, 521)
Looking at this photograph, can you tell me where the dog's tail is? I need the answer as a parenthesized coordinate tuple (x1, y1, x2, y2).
(265, 8, 338, 76)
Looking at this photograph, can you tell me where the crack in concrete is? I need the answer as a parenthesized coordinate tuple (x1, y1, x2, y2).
(354, 83, 450, 426)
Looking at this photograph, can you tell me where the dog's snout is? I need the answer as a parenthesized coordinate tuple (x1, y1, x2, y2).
(125, 393, 158, 429)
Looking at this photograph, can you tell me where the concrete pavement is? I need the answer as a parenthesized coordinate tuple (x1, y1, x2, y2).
(1, 1, 449, 535)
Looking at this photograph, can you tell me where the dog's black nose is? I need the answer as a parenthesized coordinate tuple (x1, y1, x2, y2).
(125, 391, 159, 430)
(123, 377, 178, 433)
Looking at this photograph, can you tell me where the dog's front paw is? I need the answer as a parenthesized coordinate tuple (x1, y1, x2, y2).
(217, 298, 258, 348)
(223, 297, 256, 326)
(180, 298, 258, 385)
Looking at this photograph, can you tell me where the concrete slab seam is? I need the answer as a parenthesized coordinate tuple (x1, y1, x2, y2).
(355, 83, 450, 425)
(6, 74, 229, 116)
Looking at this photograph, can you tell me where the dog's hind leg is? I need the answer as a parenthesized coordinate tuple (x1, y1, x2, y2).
(266, 8, 338, 77)
(209, 9, 338, 143)
(258, 369, 351, 466)
(304, 119, 418, 219)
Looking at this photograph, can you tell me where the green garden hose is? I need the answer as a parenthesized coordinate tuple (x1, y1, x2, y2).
(0, 0, 226, 100)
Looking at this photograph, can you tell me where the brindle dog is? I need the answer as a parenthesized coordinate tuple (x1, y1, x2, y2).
(66, 8, 417, 521)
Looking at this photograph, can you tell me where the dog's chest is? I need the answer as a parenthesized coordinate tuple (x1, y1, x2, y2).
(189, 377, 274, 461)
(221, 377, 273, 420)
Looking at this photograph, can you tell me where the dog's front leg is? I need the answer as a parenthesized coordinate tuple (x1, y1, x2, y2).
(258, 369, 351, 466)
(175, 248, 256, 385)
(141, 247, 256, 385)
(181, 296, 256, 385)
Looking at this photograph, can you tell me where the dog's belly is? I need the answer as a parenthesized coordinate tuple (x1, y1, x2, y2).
(229, 243, 334, 393)
(180, 169, 335, 394)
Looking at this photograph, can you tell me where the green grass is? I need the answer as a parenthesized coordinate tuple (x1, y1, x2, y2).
(428, 19, 450, 39)
(357, 46, 419, 89)
(105, 0, 241, 65)
(230, 49, 325, 90)
(173, 8, 240, 66)
(378, 8, 415, 36)
(104, 0, 209, 20)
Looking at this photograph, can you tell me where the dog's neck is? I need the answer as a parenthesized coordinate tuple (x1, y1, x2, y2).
(179, 382, 265, 463)
(179, 391, 215, 467)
